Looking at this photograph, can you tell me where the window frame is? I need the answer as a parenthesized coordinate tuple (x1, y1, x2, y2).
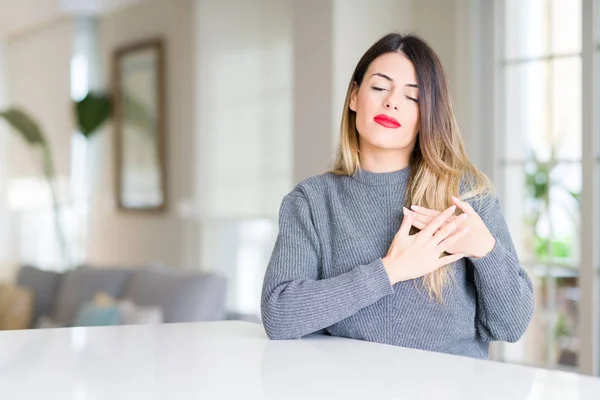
(491, 0, 600, 375)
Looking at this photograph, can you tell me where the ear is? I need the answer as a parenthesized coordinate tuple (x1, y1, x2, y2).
(349, 82, 358, 112)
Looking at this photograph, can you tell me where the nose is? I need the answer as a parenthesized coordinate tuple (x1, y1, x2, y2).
(384, 97, 398, 111)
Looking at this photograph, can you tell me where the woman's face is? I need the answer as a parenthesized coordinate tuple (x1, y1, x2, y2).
(350, 52, 420, 154)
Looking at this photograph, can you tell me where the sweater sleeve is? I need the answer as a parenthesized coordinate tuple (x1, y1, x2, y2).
(261, 192, 394, 340)
(467, 195, 535, 343)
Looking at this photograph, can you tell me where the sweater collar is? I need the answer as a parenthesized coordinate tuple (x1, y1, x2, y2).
(351, 166, 411, 186)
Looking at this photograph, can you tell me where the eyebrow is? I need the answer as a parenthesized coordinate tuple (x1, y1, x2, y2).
(370, 73, 418, 88)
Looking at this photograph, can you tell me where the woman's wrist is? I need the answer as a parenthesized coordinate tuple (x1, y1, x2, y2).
(472, 235, 496, 259)
(381, 257, 396, 284)
(381, 256, 407, 285)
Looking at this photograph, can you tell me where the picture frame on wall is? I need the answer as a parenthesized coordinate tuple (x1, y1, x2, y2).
(112, 37, 167, 213)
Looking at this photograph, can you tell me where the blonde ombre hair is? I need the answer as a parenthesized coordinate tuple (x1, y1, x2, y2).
(331, 33, 491, 302)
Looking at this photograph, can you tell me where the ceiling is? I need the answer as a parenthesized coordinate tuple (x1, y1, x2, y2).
(0, 0, 148, 38)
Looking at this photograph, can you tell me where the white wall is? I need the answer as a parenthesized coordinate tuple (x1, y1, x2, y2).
(6, 20, 74, 180)
(292, 0, 335, 184)
(87, 0, 195, 268)
(193, 0, 293, 220)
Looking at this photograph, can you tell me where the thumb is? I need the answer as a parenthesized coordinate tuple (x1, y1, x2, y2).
(398, 207, 413, 237)
(452, 196, 476, 215)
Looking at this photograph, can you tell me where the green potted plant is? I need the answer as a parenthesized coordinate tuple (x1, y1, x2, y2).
(0, 92, 111, 270)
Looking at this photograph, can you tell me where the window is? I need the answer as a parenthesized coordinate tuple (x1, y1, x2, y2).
(497, 0, 583, 370)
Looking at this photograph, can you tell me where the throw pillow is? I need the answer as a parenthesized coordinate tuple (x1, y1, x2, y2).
(0, 284, 34, 330)
(72, 302, 120, 327)
(117, 299, 163, 325)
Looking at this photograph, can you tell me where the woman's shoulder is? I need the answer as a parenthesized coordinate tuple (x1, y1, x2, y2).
(458, 172, 500, 216)
(286, 172, 347, 200)
(463, 192, 500, 215)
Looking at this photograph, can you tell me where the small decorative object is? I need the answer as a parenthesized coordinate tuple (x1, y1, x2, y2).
(112, 38, 167, 212)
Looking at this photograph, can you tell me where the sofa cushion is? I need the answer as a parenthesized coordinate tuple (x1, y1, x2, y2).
(34, 316, 64, 329)
(52, 267, 133, 325)
(16, 265, 63, 324)
(122, 270, 227, 323)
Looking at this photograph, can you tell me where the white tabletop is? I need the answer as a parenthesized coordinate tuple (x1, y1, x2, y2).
(0, 321, 599, 399)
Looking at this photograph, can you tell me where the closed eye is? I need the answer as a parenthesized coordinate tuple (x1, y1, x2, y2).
(372, 86, 418, 102)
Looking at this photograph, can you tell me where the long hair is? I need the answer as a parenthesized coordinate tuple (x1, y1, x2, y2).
(331, 33, 491, 302)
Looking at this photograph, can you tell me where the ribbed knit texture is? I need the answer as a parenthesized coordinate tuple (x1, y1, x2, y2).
(261, 167, 534, 359)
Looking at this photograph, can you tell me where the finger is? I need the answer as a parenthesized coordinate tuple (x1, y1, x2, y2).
(398, 207, 413, 237)
(454, 213, 469, 227)
(436, 252, 465, 267)
(414, 214, 459, 231)
(413, 220, 459, 235)
(452, 196, 476, 216)
(419, 205, 456, 238)
(411, 208, 458, 225)
(436, 226, 470, 253)
(410, 205, 441, 217)
(428, 216, 458, 228)
(411, 219, 427, 230)
(431, 217, 460, 246)
(412, 213, 434, 225)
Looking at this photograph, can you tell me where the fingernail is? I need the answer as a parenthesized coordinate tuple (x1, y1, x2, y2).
(459, 214, 468, 221)
(449, 205, 456, 212)
(411, 205, 419, 210)
(403, 207, 409, 214)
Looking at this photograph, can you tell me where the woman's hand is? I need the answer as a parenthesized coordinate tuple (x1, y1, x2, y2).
(408, 196, 496, 259)
(382, 205, 470, 284)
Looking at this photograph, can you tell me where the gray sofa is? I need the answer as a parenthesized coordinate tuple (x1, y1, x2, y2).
(14, 264, 228, 329)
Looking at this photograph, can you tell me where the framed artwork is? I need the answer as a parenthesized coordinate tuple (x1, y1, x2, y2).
(113, 38, 166, 212)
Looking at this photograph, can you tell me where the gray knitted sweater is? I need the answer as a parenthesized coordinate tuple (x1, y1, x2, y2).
(261, 167, 534, 358)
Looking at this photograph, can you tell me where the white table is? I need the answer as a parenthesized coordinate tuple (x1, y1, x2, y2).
(0, 321, 599, 399)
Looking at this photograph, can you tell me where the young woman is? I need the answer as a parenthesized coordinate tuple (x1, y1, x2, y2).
(260, 33, 534, 359)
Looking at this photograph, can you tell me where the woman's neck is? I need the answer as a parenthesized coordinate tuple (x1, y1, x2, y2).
(359, 147, 411, 173)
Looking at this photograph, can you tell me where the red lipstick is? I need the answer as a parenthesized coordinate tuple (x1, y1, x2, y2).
(374, 114, 401, 129)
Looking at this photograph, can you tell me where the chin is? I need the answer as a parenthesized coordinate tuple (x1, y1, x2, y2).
(358, 123, 414, 150)
(360, 134, 412, 152)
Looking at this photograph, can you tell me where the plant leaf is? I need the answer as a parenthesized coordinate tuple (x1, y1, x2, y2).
(0, 108, 46, 145)
(75, 92, 112, 138)
(567, 190, 580, 203)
